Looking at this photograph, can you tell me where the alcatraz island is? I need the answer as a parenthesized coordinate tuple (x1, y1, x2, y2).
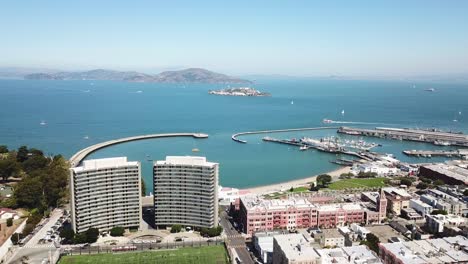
(208, 87, 271, 97)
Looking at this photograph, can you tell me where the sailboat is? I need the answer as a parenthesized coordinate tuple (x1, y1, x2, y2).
(291, 100, 294, 105)
(341, 110, 345, 116)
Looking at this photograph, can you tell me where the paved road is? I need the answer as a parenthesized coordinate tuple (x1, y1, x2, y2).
(7, 209, 63, 264)
(220, 211, 254, 264)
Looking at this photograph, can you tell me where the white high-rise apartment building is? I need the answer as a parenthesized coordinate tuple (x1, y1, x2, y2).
(70, 157, 142, 233)
(153, 156, 218, 228)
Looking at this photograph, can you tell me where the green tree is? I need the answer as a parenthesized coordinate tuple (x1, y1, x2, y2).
(14, 176, 43, 208)
(0, 156, 19, 181)
(200, 226, 223, 237)
(360, 233, 380, 253)
(110, 226, 125, 236)
(399, 178, 413, 186)
(22, 155, 49, 174)
(11, 233, 22, 245)
(73, 233, 87, 244)
(6, 218, 13, 227)
(85, 228, 99, 243)
(464, 189, 468, 196)
(141, 177, 146, 196)
(0, 145, 8, 153)
(433, 179, 444, 186)
(42, 156, 69, 207)
(171, 224, 182, 233)
(431, 209, 448, 215)
(416, 182, 429, 189)
(59, 227, 75, 244)
(16, 146, 29, 163)
(317, 174, 332, 187)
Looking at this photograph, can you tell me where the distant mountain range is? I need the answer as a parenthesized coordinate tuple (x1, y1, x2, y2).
(23, 68, 252, 84)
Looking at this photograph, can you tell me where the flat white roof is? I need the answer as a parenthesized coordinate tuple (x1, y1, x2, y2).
(241, 196, 316, 211)
(155, 156, 217, 167)
(274, 234, 320, 261)
(380, 236, 468, 264)
(72, 157, 138, 173)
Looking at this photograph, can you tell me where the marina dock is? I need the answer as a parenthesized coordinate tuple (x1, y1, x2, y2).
(403, 149, 468, 159)
(338, 126, 468, 147)
(232, 126, 338, 143)
(262, 137, 373, 161)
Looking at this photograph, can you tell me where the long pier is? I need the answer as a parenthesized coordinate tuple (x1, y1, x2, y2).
(262, 137, 373, 161)
(338, 126, 468, 147)
(69, 133, 209, 167)
(403, 149, 468, 159)
(232, 126, 338, 143)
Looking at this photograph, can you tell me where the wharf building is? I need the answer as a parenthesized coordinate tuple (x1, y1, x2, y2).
(153, 156, 218, 229)
(70, 157, 142, 233)
(237, 189, 386, 235)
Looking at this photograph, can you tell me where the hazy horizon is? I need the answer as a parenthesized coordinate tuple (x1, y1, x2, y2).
(1, 1, 468, 77)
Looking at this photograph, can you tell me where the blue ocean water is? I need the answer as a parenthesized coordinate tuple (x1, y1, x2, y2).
(0, 79, 467, 193)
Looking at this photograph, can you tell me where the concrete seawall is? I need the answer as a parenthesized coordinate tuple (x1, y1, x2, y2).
(231, 126, 338, 143)
(69, 133, 208, 167)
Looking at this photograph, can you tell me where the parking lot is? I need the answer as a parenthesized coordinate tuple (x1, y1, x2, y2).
(365, 225, 408, 243)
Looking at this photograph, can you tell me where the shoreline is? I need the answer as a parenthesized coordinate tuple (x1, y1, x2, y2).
(242, 166, 351, 195)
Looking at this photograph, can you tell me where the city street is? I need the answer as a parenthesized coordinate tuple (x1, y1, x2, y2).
(6, 209, 63, 264)
(220, 211, 254, 264)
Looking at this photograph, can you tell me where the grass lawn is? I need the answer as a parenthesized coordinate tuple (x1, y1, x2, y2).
(328, 178, 387, 190)
(59, 245, 229, 264)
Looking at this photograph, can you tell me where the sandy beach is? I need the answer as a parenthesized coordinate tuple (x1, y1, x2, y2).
(243, 166, 351, 195)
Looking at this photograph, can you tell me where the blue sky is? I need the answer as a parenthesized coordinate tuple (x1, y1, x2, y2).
(1, 0, 467, 76)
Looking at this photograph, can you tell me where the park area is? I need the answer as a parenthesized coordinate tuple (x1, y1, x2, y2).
(328, 177, 387, 190)
(58, 245, 229, 264)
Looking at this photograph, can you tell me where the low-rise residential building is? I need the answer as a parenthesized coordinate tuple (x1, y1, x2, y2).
(422, 190, 467, 216)
(317, 229, 345, 248)
(379, 236, 468, 264)
(291, 244, 383, 264)
(253, 231, 283, 264)
(409, 199, 432, 217)
(272, 234, 321, 264)
(382, 187, 412, 216)
(238, 192, 387, 235)
(425, 214, 466, 233)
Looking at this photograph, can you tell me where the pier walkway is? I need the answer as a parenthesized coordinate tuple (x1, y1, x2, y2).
(338, 127, 468, 147)
(69, 133, 208, 167)
(232, 126, 338, 143)
(403, 149, 468, 159)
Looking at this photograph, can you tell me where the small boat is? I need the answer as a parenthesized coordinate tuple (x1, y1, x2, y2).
(192, 148, 200, 152)
(83, 136, 89, 140)
(291, 100, 294, 105)
(299, 145, 308, 151)
(424, 88, 435, 92)
(341, 110, 345, 115)
(136, 90, 143, 93)
(322, 119, 333, 124)
(40, 121, 47, 126)
(453, 119, 458, 122)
